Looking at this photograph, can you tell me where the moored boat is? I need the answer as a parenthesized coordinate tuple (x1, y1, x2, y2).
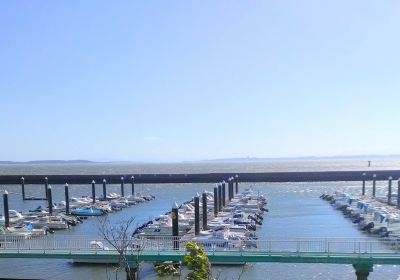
(70, 207, 105, 216)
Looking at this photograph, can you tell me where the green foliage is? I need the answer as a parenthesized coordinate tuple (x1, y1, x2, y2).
(183, 241, 212, 280)
(154, 262, 180, 277)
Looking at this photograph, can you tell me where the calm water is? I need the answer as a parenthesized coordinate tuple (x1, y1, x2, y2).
(0, 160, 400, 279)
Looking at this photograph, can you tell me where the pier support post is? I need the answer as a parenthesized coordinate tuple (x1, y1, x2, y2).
(222, 181, 226, 207)
(48, 186, 53, 216)
(372, 174, 376, 197)
(65, 183, 70, 215)
(213, 186, 218, 217)
(202, 192, 207, 230)
(131, 176, 135, 195)
(102, 179, 107, 200)
(172, 202, 179, 250)
(44, 177, 49, 200)
(218, 184, 222, 211)
(388, 176, 393, 205)
(227, 178, 231, 200)
(362, 173, 366, 196)
(231, 180, 234, 201)
(397, 179, 400, 209)
(230, 177, 234, 199)
(91, 180, 96, 204)
(194, 196, 200, 235)
(3, 190, 9, 228)
(121, 177, 125, 197)
(21, 177, 25, 200)
(353, 263, 373, 280)
(235, 174, 239, 194)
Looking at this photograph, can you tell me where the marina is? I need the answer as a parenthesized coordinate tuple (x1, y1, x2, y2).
(0, 177, 155, 240)
(321, 178, 400, 246)
(1, 0, 399, 278)
(1, 166, 400, 279)
(134, 178, 267, 257)
(1, 162, 400, 279)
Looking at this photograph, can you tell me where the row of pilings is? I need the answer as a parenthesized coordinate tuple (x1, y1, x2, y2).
(1, 176, 139, 228)
(360, 173, 400, 207)
(172, 176, 239, 248)
(133, 175, 240, 248)
(18, 176, 137, 201)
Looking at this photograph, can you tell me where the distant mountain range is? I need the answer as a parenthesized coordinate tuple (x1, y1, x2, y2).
(1, 155, 400, 164)
(198, 154, 400, 162)
(0, 160, 94, 164)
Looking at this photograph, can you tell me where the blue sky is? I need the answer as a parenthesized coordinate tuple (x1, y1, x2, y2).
(1, 1, 400, 162)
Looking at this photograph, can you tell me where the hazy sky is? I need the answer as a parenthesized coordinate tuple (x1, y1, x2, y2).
(1, 1, 400, 162)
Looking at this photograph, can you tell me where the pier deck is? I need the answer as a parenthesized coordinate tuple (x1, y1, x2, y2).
(0, 236, 399, 265)
(1, 170, 400, 184)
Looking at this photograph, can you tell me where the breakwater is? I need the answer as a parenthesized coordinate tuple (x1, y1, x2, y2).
(1, 170, 400, 184)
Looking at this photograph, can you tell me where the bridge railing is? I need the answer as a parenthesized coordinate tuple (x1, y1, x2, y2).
(0, 235, 398, 256)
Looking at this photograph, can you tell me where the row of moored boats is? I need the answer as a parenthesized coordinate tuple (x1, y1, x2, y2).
(135, 187, 268, 250)
(0, 192, 155, 239)
(321, 192, 400, 246)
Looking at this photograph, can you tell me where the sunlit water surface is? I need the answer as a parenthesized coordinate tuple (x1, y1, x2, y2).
(0, 160, 399, 279)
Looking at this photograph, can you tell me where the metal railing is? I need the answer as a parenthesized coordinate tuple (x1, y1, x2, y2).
(0, 235, 399, 257)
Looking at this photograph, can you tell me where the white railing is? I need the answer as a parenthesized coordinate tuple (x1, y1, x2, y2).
(0, 235, 399, 256)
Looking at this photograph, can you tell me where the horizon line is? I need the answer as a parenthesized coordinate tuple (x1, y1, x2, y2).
(1, 153, 400, 164)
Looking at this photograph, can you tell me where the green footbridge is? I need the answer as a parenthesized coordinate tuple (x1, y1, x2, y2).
(1, 236, 400, 279)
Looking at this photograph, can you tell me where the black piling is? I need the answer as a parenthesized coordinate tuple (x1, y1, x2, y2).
(227, 178, 231, 200)
(388, 176, 393, 204)
(91, 180, 96, 204)
(372, 174, 377, 197)
(397, 179, 400, 209)
(21, 177, 25, 200)
(102, 179, 107, 200)
(222, 181, 226, 207)
(172, 203, 179, 250)
(218, 184, 222, 211)
(3, 190, 9, 228)
(230, 177, 234, 200)
(194, 196, 200, 235)
(120, 177, 125, 197)
(213, 187, 218, 217)
(48, 186, 53, 216)
(131, 176, 135, 195)
(202, 192, 207, 230)
(65, 183, 70, 215)
(44, 177, 49, 200)
(235, 174, 239, 194)
(231, 177, 235, 200)
(362, 173, 366, 196)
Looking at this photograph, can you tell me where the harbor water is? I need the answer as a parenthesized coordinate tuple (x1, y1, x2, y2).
(1, 160, 400, 279)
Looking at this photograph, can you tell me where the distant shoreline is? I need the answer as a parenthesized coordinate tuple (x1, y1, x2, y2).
(1, 155, 400, 165)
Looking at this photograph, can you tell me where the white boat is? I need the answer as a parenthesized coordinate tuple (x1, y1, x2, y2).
(23, 216, 69, 230)
(69, 197, 91, 207)
(72, 241, 140, 264)
(106, 193, 120, 200)
(138, 215, 191, 237)
(191, 228, 257, 250)
(95, 203, 112, 213)
(0, 210, 25, 225)
(0, 224, 47, 238)
(126, 195, 146, 203)
(72, 241, 113, 263)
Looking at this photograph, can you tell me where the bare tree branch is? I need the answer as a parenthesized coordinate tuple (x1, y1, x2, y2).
(97, 216, 144, 280)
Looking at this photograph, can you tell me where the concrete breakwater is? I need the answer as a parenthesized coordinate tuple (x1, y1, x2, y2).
(1, 170, 400, 184)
